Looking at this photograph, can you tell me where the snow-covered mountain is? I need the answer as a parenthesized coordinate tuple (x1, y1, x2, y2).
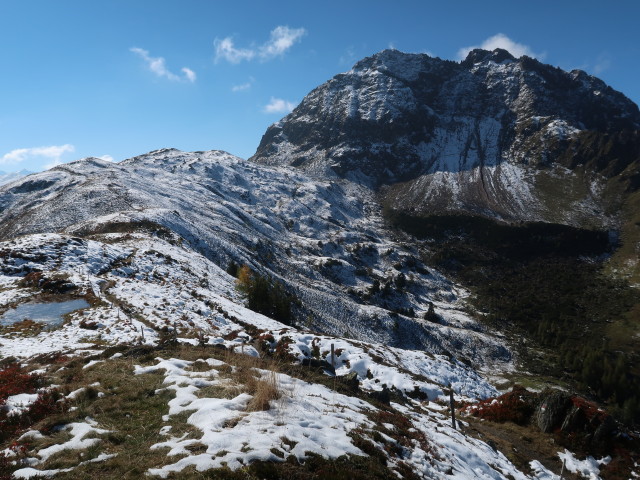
(0, 151, 550, 479)
(252, 48, 640, 227)
(0, 149, 508, 367)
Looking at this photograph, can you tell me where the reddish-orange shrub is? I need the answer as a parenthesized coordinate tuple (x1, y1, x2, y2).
(464, 386, 537, 425)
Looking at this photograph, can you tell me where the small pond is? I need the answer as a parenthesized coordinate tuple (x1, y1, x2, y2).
(0, 299, 90, 329)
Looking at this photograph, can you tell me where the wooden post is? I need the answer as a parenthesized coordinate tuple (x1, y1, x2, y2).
(241, 339, 245, 354)
(140, 325, 145, 342)
(331, 343, 335, 369)
(449, 384, 456, 430)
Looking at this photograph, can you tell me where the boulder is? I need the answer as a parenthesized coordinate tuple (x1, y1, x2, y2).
(536, 389, 572, 433)
(561, 405, 589, 433)
(339, 371, 360, 392)
(593, 414, 616, 443)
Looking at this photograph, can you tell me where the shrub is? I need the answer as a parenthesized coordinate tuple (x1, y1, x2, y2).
(0, 364, 40, 403)
(235, 266, 294, 325)
(226, 261, 240, 278)
(246, 370, 280, 412)
(0, 364, 67, 443)
(465, 385, 537, 425)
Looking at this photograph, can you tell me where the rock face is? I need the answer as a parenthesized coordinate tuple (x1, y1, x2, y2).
(252, 48, 640, 227)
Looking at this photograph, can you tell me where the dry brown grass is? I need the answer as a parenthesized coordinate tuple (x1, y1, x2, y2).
(0, 318, 45, 336)
(220, 349, 282, 412)
(7, 344, 291, 479)
(245, 369, 280, 412)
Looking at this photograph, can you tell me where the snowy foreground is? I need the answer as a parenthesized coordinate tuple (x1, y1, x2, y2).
(0, 230, 617, 478)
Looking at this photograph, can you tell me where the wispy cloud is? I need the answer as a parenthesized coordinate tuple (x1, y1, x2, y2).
(232, 77, 255, 92)
(259, 26, 306, 59)
(182, 67, 197, 83)
(215, 26, 306, 64)
(457, 33, 544, 60)
(339, 46, 357, 65)
(130, 47, 196, 82)
(1, 144, 75, 166)
(593, 53, 611, 75)
(97, 154, 115, 162)
(263, 97, 296, 114)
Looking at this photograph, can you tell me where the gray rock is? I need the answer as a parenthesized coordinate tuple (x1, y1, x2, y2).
(593, 415, 616, 443)
(560, 405, 588, 433)
(536, 389, 572, 433)
(301, 357, 336, 375)
(340, 371, 360, 392)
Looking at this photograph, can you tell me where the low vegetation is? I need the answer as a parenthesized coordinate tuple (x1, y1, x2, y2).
(384, 210, 640, 425)
(462, 386, 639, 480)
(0, 343, 428, 479)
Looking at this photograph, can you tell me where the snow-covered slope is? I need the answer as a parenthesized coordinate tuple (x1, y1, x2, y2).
(252, 48, 640, 227)
(0, 231, 494, 400)
(0, 170, 542, 477)
(0, 227, 600, 479)
(0, 149, 509, 368)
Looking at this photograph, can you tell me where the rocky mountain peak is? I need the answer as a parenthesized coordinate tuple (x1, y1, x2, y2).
(461, 47, 516, 66)
(251, 48, 640, 227)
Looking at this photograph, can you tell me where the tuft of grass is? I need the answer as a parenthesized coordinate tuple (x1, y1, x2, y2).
(218, 349, 283, 412)
(245, 370, 280, 412)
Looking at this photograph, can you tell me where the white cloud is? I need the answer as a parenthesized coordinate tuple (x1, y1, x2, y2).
(214, 26, 306, 64)
(232, 82, 251, 92)
(457, 33, 543, 60)
(214, 38, 255, 64)
(130, 47, 196, 82)
(181, 67, 197, 83)
(97, 154, 115, 162)
(232, 77, 255, 92)
(1, 144, 75, 166)
(258, 26, 306, 60)
(263, 97, 296, 114)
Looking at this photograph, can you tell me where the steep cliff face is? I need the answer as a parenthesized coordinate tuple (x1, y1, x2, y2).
(252, 48, 640, 227)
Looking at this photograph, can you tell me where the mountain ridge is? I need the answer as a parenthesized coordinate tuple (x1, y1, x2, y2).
(0, 148, 510, 368)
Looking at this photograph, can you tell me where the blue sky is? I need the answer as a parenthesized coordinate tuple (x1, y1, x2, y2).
(1, 0, 639, 172)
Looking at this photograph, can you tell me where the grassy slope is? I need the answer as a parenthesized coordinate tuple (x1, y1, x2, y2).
(2, 344, 424, 480)
(2, 343, 637, 479)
